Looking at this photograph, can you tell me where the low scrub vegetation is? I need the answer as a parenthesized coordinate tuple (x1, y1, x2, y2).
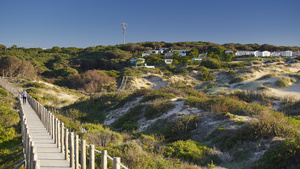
(199, 71, 215, 81)
(258, 73, 279, 80)
(0, 87, 22, 168)
(275, 76, 297, 88)
(165, 139, 220, 166)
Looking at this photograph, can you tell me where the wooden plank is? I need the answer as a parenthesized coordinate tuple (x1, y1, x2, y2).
(22, 103, 72, 169)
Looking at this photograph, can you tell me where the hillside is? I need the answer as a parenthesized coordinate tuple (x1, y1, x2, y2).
(0, 86, 22, 168)
(1, 42, 300, 168)
(10, 58, 298, 168)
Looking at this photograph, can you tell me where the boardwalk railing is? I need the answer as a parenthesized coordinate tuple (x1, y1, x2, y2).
(20, 95, 40, 169)
(0, 77, 129, 169)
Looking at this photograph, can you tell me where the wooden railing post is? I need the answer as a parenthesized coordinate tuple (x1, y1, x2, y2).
(52, 114, 55, 139)
(33, 154, 40, 169)
(30, 145, 36, 169)
(81, 140, 86, 169)
(26, 135, 31, 169)
(102, 150, 107, 169)
(89, 144, 95, 169)
(75, 135, 79, 169)
(57, 120, 61, 149)
(70, 132, 74, 168)
(61, 122, 64, 153)
(65, 128, 69, 160)
(47, 111, 51, 133)
(113, 157, 121, 169)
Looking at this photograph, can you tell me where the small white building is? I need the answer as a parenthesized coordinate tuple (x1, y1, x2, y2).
(138, 63, 155, 69)
(192, 57, 203, 61)
(235, 51, 259, 57)
(172, 50, 189, 56)
(271, 52, 281, 57)
(225, 50, 234, 54)
(148, 50, 160, 54)
(294, 51, 300, 56)
(258, 51, 271, 57)
(281, 51, 293, 57)
(162, 59, 173, 64)
(164, 53, 173, 57)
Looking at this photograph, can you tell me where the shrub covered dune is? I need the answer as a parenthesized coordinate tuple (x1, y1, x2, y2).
(25, 82, 300, 169)
(1, 42, 300, 168)
(0, 87, 22, 168)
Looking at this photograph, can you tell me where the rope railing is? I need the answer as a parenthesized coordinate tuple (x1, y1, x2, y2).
(0, 77, 129, 169)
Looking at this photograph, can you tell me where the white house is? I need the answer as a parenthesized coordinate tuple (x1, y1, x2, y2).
(258, 51, 271, 57)
(192, 57, 203, 61)
(164, 53, 173, 57)
(172, 50, 189, 56)
(294, 51, 300, 56)
(271, 52, 281, 57)
(138, 63, 155, 69)
(235, 51, 259, 57)
(162, 59, 173, 64)
(148, 50, 160, 54)
(281, 51, 293, 57)
(225, 50, 234, 54)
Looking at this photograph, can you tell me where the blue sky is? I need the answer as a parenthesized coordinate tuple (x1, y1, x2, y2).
(1, 0, 299, 48)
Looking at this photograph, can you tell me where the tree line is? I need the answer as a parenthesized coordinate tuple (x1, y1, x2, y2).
(0, 42, 299, 92)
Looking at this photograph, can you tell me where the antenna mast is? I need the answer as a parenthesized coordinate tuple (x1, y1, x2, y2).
(121, 23, 127, 44)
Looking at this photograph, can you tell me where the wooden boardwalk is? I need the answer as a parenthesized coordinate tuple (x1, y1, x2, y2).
(22, 102, 72, 169)
(0, 77, 128, 169)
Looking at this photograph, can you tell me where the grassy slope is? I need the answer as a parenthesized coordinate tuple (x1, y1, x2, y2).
(15, 59, 300, 169)
(0, 87, 22, 168)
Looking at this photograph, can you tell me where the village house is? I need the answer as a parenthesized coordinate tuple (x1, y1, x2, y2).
(271, 51, 281, 57)
(225, 50, 234, 54)
(235, 51, 259, 57)
(294, 51, 300, 56)
(281, 50, 293, 57)
(142, 48, 190, 57)
(257, 51, 271, 57)
(162, 59, 173, 64)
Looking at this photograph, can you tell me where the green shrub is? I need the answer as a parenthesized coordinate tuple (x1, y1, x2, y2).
(166, 115, 200, 141)
(164, 140, 220, 165)
(200, 58, 222, 69)
(0, 88, 22, 168)
(256, 139, 300, 169)
(229, 76, 246, 84)
(24, 82, 45, 88)
(84, 127, 123, 147)
(230, 90, 251, 102)
(258, 73, 278, 80)
(112, 105, 142, 131)
(199, 71, 215, 81)
(257, 84, 269, 90)
(184, 88, 206, 97)
(228, 70, 236, 74)
(275, 76, 296, 88)
(0, 89, 8, 96)
(144, 99, 175, 120)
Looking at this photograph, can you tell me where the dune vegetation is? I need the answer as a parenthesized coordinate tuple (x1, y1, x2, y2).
(1, 42, 300, 168)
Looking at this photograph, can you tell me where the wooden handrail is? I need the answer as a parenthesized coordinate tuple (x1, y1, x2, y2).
(0, 77, 129, 169)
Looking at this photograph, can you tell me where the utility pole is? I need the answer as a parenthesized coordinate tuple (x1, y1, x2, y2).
(121, 23, 127, 44)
